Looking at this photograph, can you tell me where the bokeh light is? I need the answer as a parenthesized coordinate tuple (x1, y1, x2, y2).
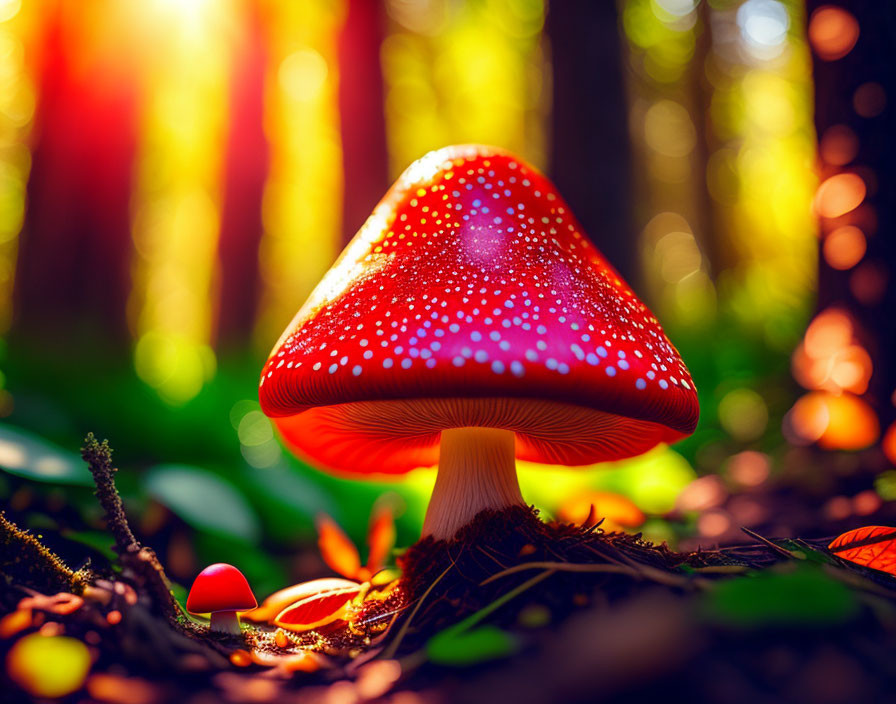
(737, 0, 790, 61)
(0, 0, 37, 335)
(787, 391, 879, 450)
(807, 5, 859, 62)
(129, 0, 238, 404)
(381, 0, 547, 179)
(6, 633, 91, 698)
(822, 225, 866, 270)
(814, 173, 866, 219)
(883, 422, 896, 465)
(852, 81, 886, 118)
(792, 308, 872, 395)
(819, 125, 858, 166)
(556, 490, 645, 531)
(254, 1, 344, 349)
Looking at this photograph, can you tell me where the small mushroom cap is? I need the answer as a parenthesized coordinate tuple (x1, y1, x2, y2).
(186, 563, 257, 614)
(260, 145, 698, 475)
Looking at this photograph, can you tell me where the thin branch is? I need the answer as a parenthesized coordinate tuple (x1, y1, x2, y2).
(740, 526, 801, 560)
(0, 512, 89, 594)
(480, 560, 638, 585)
(382, 560, 454, 659)
(81, 432, 138, 553)
(462, 568, 555, 631)
(80, 433, 181, 622)
(479, 560, 690, 588)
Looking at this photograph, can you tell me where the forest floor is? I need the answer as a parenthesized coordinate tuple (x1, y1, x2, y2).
(2, 436, 896, 704)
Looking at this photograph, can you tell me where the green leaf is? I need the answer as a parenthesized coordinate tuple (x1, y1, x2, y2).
(0, 424, 92, 485)
(61, 530, 117, 561)
(145, 464, 260, 542)
(427, 625, 516, 666)
(706, 565, 860, 628)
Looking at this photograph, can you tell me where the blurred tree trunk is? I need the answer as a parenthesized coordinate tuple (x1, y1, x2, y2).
(809, 0, 896, 428)
(216, 7, 269, 348)
(546, 0, 637, 286)
(338, 0, 389, 247)
(15, 11, 136, 346)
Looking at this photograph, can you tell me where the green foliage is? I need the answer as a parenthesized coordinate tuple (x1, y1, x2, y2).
(145, 464, 261, 543)
(60, 530, 117, 561)
(705, 564, 860, 628)
(0, 424, 93, 486)
(427, 625, 517, 666)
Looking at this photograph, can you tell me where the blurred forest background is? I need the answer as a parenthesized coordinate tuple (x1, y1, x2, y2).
(0, 0, 893, 600)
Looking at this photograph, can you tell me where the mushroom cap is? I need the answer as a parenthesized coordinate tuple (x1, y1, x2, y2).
(260, 145, 698, 475)
(186, 563, 257, 614)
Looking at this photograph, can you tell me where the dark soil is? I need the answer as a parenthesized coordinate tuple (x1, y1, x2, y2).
(3, 500, 896, 704)
(392, 505, 802, 653)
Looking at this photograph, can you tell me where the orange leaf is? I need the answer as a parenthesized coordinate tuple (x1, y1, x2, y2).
(828, 525, 896, 576)
(317, 514, 361, 580)
(366, 505, 396, 575)
(243, 578, 361, 623)
(274, 584, 362, 633)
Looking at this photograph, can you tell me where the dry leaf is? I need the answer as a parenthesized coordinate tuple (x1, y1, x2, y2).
(828, 525, 896, 576)
(317, 514, 361, 580)
(273, 584, 362, 633)
(243, 578, 361, 623)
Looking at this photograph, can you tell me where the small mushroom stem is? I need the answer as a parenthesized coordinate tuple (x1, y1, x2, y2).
(209, 611, 241, 635)
(422, 427, 524, 540)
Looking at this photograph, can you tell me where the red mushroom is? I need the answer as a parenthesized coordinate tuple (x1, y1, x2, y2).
(260, 145, 698, 540)
(186, 563, 257, 634)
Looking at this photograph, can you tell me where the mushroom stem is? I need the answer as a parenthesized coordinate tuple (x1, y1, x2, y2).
(422, 427, 524, 540)
(209, 610, 241, 635)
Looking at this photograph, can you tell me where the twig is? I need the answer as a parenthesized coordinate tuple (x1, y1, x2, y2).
(382, 560, 454, 659)
(81, 433, 138, 553)
(480, 560, 689, 587)
(740, 526, 801, 560)
(400, 569, 557, 670)
(80, 434, 181, 622)
(0, 512, 90, 594)
(480, 561, 638, 585)
(463, 568, 555, 630)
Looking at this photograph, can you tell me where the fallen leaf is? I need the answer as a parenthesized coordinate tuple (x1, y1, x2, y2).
(366, 506, 395, 575)
(274, 584, 362, 633)
(828, 525, 896, 577)
(316, 514, 361, 580)
(243, 578, 361, 623)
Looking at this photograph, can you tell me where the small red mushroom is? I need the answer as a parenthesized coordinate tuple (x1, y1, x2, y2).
(186, 563, 257, 634)
(260, 145, 699, 540)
